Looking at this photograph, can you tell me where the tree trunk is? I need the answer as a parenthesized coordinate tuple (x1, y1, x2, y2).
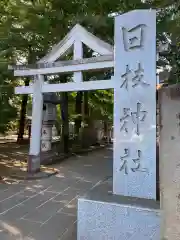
(84, 91, 89, 124)
(74, 91, 82, 138)
(17, 78, 30, 143)
(104, 120, 108, 142)
(81, 91, 91, 148)
(61, 92, 69, 154)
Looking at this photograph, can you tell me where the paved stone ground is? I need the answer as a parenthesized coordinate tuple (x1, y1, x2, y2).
(0, 147, 112, 240)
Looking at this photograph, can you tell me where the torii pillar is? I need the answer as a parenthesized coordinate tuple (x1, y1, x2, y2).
(28, 75, 44, 173)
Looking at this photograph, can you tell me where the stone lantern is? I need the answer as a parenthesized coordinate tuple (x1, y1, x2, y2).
(41, 93, 61, 152)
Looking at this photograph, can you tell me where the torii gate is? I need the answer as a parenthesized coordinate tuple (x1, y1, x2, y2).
(10, 10, 157, 203)
(9, 23, 114, 173)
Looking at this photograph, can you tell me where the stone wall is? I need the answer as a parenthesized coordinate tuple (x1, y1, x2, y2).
(159, 84, 180, 239)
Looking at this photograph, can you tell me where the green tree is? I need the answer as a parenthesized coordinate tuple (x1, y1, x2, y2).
(0, 0, 179, 143)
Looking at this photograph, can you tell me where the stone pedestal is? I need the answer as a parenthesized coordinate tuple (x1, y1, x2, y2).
(41, 124, 53, 152)
(78, 183, 160, 240)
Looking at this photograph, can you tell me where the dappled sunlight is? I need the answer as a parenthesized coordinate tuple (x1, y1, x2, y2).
(0, 159, 27, 180)
(0, 178, 20, 185)
(25, 186, 37, 191)
(66, 203, 76, 209)
(0, 220, 36, 239)
(15, 151, 27, 155)
(53, 199, 69, 205)
(0, 220, 22, 237)
(32, 184, 44, 189)
(55, 173, 65, 178)
(24, 186, 47, 195)
(79, 179, 92, 183)
(83, 164, 93, 167)
(0, 141, 58, 182)
(0, 142, 29, 181)
(0, 153, 9, 158)
(0, 143, 22, 149)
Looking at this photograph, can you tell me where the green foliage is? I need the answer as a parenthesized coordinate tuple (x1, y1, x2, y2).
(0, 0, 180, 134)
(0, 52, 18, 132)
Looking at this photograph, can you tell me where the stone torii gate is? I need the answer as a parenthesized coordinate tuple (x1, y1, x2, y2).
(10, 10, 160, 239)
(9, 23, 114, 173)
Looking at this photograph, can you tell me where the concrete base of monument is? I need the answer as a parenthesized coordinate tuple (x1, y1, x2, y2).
(77, 183, 161, 240)
(28, 154, 41, 173)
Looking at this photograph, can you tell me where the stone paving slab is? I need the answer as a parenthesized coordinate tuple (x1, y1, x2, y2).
(52, 193, 76, 204)
(60, 221, 77, 240)
(23, 201, 65, 223)
(0, 205, 30, 222)
(0, 218, 42, 239)
(0, 147, 112, 240)
(63, 187, 87, 198)
(59, 198, 78, 216)
(0, 195, 29, 214)
(10, 167, 59, 180)
(29, 213, 76, 240)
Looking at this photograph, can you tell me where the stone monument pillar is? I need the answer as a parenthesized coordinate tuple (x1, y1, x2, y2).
(77, 10, 161, 240)
(113, 10, 157, 200)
